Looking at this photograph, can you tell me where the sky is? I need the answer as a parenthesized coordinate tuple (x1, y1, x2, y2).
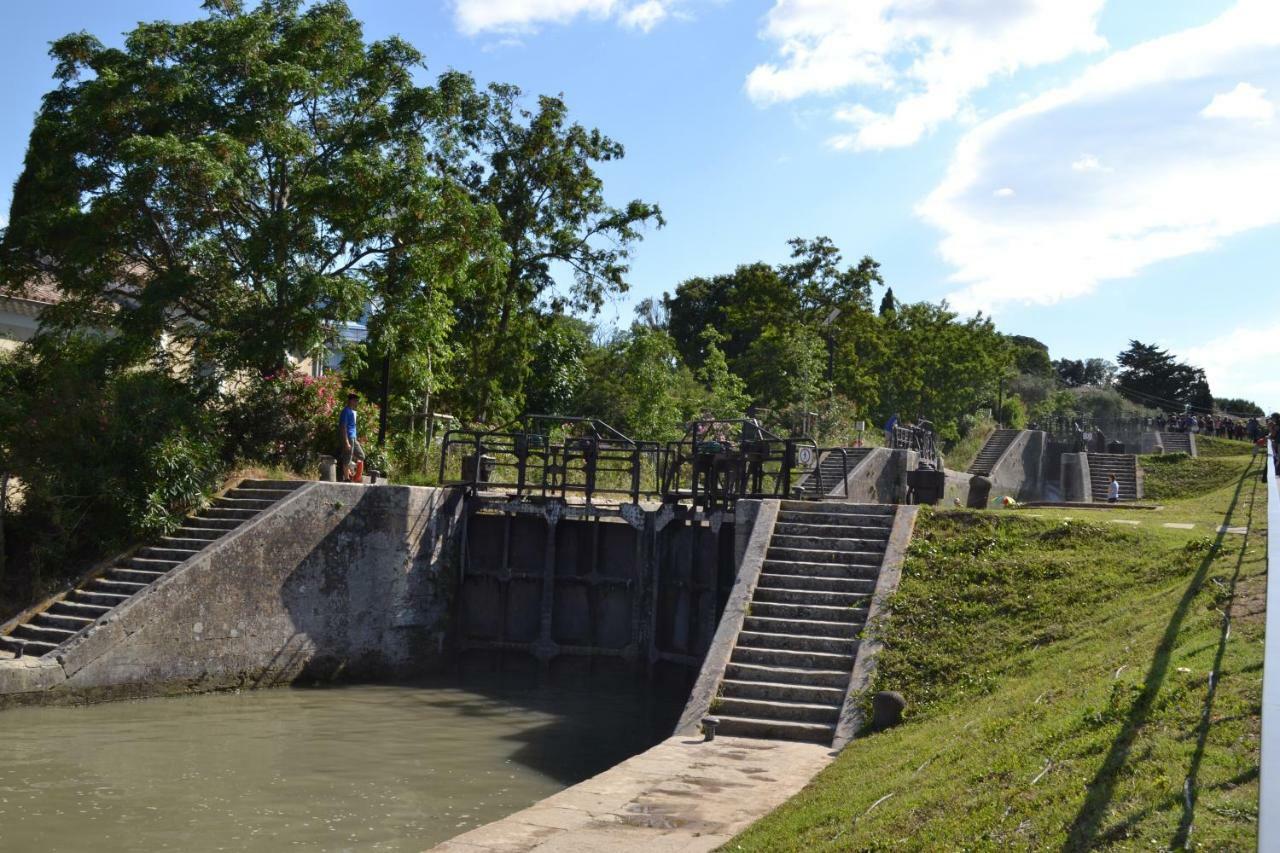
(2, 0, 1278, 410)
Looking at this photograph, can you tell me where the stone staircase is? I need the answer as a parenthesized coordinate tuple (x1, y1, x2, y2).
(1157, 432, 1194, 456)
(0, 480, 304, 660)
(796, 448, 871, 498)
(1087, 454, 1139, 501)
(968, 429, 1021, 475)
(713, 500, 899, 744)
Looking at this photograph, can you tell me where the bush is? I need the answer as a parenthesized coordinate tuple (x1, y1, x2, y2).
(222, 371, 380, 473)
(0, 336, 225, 602)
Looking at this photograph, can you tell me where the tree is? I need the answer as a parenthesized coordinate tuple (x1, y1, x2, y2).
(1115, 340, 1213, 413)
(1214, 397, 1264, 417)
(1007, 335, 1053, 378)
(457, 83, 664, 418)
(692, 327, 749, 418)
(879, 286, 897, 317)
(2, 0, 496, 379)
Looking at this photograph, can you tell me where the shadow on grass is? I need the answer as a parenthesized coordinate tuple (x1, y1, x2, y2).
(1062, 456, 1260, 852)
(1172, 466, 1259, 847)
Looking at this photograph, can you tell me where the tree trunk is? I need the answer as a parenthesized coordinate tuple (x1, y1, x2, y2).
(378, 355, 390, 447)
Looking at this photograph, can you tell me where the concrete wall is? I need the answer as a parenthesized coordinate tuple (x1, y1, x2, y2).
(1061, 453, 1093, 502)
(985, 430, 1048, 504)
(941, 468, 972, 507)
(676, 500, 777, 736)
(837, 448, 915, 504)
(0, 483, 464, 707)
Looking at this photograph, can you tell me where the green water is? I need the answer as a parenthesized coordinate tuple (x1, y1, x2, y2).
(0, 677, 676, 851)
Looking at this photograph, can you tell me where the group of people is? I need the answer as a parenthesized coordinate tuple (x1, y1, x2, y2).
(1155, 412, 1265, 441)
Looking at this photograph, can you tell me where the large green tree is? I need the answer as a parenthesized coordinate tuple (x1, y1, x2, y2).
(1, 0, 497, 378)
(1115, 340, 1213, 413)
(451, 83, 664, 419)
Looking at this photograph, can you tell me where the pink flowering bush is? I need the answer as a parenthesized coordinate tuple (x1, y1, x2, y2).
(222, 370, 377, 472)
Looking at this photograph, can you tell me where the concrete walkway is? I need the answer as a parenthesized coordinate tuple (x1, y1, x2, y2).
(429, 735, 831, 852)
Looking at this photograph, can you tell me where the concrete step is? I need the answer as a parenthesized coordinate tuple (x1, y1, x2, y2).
(771, 535, 887, 554)
(0, 636, 58, 657)
(47, 601, 111, 619)
(32, 612, 94, 632)
(751, 600, 868, 624)
(778, 501, 895, 516)
(137, 547, 199, 562)
(226, 487, 296, 500)
(752, 586, 871, 608)
(725, 661, 851, 690)
(12, 622, 76, 645)
(88, 578, 148, 596)
(774, 522, 893, 540)
(186, 517, 242, 530)
(763, 559, 880, 580)
(744, 615, 860, 639)
(201, 507, 259, 520)
(238, 479, 305, 491)
(213, 497, 277, 509)
(730, 644, 856, 670)
(158, 536, 216, 550)
(109, 568, 167, 584)
(716, 696, 840, 725)
(756, 573, 876, 594)
(766, 547, 883, 566)
(720, 678, 846, 706)
(124, 557, 183, 572)
(712, 715, 834, 744)
(171, 527, 227, 542)
(738, 630, 858, 656)
(69, 589, 132, 608)
(776, 512, 894, 530)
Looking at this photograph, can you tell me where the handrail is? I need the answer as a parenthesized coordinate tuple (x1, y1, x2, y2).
(1259, 437, 1280, 850)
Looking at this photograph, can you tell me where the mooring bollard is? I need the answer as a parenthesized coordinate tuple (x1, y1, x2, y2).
(702, 716, 720, 742)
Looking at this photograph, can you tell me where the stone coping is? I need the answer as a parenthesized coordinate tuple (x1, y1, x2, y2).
(429, 734, 831, 852)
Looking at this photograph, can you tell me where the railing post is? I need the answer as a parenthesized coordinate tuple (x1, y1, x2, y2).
(1260, 439, 1280, 851)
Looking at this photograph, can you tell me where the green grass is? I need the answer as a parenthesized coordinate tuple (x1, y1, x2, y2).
(728, 451, 1266, 851)
(1197, 435, 1261, 458)
(1141, 453, 1248, 501)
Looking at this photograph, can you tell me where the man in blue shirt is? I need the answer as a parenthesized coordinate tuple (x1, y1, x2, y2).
(339, 393, 365, 482)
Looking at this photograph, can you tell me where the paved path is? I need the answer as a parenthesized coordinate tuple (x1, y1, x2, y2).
(1024, 514, 1250, 534)
(429, 735, 832, 852)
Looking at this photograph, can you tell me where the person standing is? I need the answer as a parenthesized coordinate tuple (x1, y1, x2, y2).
(1108, 475, 1121, 503)
(339, 393, 365, 483)
(884, 412, 899, 447)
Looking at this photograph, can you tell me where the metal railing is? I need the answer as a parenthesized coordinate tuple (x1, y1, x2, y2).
(891, 421, 940, 469)
(438, 417, 664, 504)
(658, 419, 817, 511)
(1258, 437, 1279, 850)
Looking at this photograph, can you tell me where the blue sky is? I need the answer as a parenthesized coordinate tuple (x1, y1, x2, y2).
(3, 0, 1279, 408)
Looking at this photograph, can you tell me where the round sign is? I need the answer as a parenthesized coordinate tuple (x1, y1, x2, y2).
(798, 446, 815, 466)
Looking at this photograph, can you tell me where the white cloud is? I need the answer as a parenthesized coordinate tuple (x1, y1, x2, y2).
(993, 187, 1015, 198)
(919, 0, 1280, 314)
(1183, 322, 1280, 410)
(1201, 82, 1276, 125)
(748, 0, 1107, 150)
(620, 0, 668, 31)
(1070, 154, 1111, 173)
(452, 0, 680, 34)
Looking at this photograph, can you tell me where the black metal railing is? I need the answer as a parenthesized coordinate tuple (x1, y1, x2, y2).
(658, 419, 818, 511)
(438, 416, 663, 504)
(892, 421, 940, 469)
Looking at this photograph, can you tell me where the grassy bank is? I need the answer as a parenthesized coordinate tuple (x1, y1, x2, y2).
(729, 451, 1266, 850)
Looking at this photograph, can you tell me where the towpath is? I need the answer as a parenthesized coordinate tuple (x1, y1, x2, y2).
(429, 734, 830, 852)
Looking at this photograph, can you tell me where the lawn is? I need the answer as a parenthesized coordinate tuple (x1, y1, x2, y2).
(727, 450, 1266, 851)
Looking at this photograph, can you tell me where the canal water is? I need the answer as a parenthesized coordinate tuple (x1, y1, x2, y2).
(0, 673, 681, 851)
